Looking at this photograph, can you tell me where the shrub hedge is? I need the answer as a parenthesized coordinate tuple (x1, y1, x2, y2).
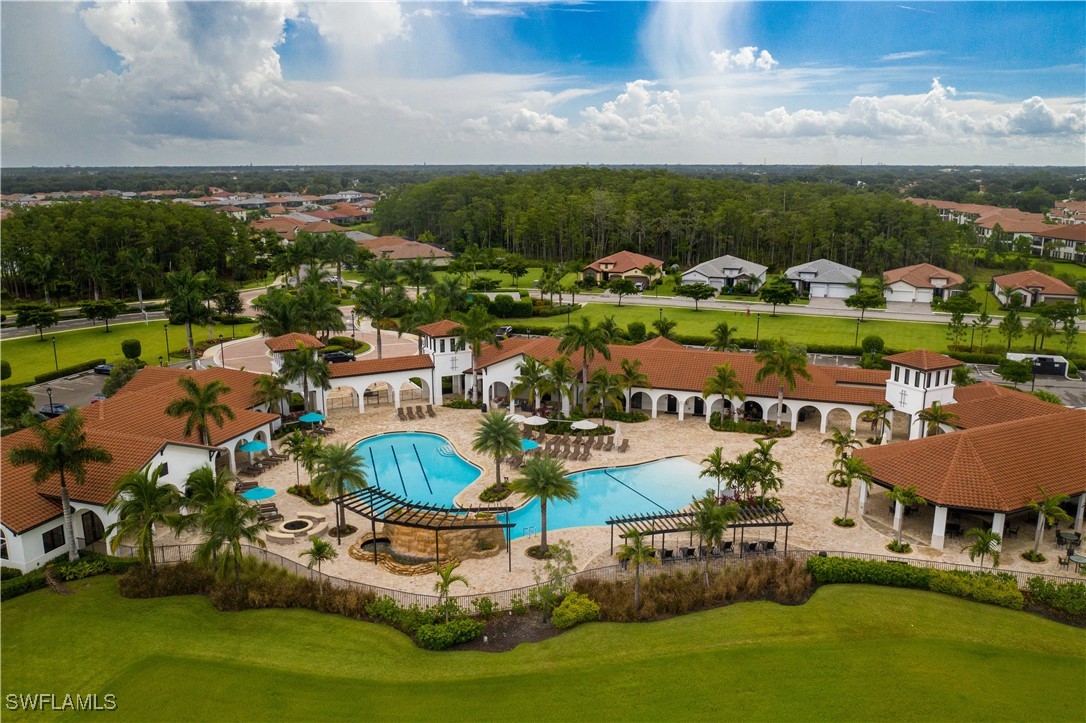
(415, 618, 486, 650)
(928, 570, 1024, 610)
(0, 566, 22, 581)
(443, 398, 482, 410)
(551, 591, 601, 629)
(0, 570, 46, 600)
(1026, 577, 1086, 619)
(33, 358, 107, 384)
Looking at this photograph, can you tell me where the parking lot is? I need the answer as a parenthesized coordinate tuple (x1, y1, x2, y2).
(28, 370, 108, 415)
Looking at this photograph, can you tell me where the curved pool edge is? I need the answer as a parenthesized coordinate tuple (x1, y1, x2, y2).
(351, 430, 484, 505)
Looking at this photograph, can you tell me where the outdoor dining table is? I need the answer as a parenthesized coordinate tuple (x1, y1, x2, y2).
(1069, 554, 1086, 573)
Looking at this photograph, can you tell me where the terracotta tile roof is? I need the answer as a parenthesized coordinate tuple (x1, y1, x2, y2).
(584, 251, 664, 275)
(300, 221, 344, 234)
(328, 354, 434, 378)
(636, 336, 686, 350)
(993, 270, 1077, 297)
(943, 382, 1067, 429)
(266, 205, 288, 215)
(1031, 224, 1086, 242)
(855, 409, 1086, 512)
(251, 217, 305, 234)
(357, 237, 452, 260)
(416, 320, 460, 337)
(974, 210, 1048, 234)
(882, 263, 964, 289)
(883, 350, 962, 371)
(265, 333, 325, 353)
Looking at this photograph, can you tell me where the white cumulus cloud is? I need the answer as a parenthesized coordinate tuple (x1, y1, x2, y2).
(710, 46, 778, 72)
(581, 80, 684, 140)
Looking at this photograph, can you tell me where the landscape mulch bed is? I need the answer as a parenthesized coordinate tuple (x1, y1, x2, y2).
(451, 614, 565, 652)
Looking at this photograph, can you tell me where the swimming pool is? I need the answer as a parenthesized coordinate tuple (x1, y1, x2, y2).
(353, 432, 481, 506)
(242, 486, 276, 501)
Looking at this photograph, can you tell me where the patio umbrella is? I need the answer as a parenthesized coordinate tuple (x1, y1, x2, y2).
(570, 420, 598, 430)
(507, 413, 527, 424)
(520, 439, 540, 452)
(238, 439, 269, 465)
(523, 415, 548, 426)
(299, 412, 325, 424)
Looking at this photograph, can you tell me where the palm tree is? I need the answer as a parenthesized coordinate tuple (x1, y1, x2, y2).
(512, 357, 551, 413)
(826, 455, 873, 524)
(176, 465, 236, 534)
(433, 560, 469, 622)
(708, 321, 740, 351)
(164, 268, 213, 366)
(752, 439, 784, 499)
(455, 303, 501, 403)
(726, 450, 761, 499)
(652, 316, 677, 340)
(586, 368, 624, 426)
(545, 356, 579, 414)
(252, 288, 301, 338)
(116, 246, 159, 322)
(755, 340, 813, 429)
(597, 315, 623, 341)
(279, 430, 310, 487)
(322, 232, 357, 298)
(884, 486, 926, 547)
(472, 410, 522, 486)
(300, 537, 339, 591)
(164, 377, 236, 447)
(917, 401, 957, 437)
(105, 465, 182, 574)
(952, 366, 976, 387)
(616, 530, 658, 611)
(702, 363, 745, 423)
(399, 293, 450, 354)
(193, 493, 270, 586)
(1027, 316, 1056, 352)
(279, 341, 331, 411)
(7, 410, 113, 561)
(400, 258, 436, 297)
(859, 402, 893, 443)
(617, 358, 650, 412)
(252, 374, 291, 417)
(354, 283, 408, 358)
(1027, 487, 1072, 557)
(364, 258, 400, 291)
(510, 454, 578, 555)
(310, 442, 368, 544)
(679, 492, 740, 586)
(821, 428, 862, 459)
(699, 447, 729, 496)
(962, 528, 1002, 569)
(431, 274, 469, 312)
(557, 317, 612, 413)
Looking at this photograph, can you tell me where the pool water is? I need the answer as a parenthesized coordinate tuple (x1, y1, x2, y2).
(354, 432, 481, 505)
(242, 486, 276, 501)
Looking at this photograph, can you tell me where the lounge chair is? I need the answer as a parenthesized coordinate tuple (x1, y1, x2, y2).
(426, 404, 436, 418)
(682, 546, 697, 560)
(764, 541, 776, 554)
(579, 449, 591, 462)
(593, 436, 604, 450)
(415, 405, 426, 418)
(603, 436, 614, 452)
(397, 408, 408, 421)
(406, 407, 416, 420)
(235, 480, 257, 492)
(746, 542, 760, 555)
(721, 541, 734, 556)
(616, 439, 629, 453)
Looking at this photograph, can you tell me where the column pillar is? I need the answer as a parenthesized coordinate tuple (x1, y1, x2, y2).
(650, 395, 658, 419)
(789, 405, 798, 431)
(893, 500, 904, 539)
(227, 445, 238, 474)
(857, 481, 869, 514)
(848, 410, 858, 433)
(1075, 493, 1085, 534)
(881, 420, 892, 445)
(991, 512, 1006, 550)
(677, 398, 685, 422)
(931, 505, 948, 550)
(818, 408, 828, 434)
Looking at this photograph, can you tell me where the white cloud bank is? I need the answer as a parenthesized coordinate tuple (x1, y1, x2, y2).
(710, 46, 779, 72)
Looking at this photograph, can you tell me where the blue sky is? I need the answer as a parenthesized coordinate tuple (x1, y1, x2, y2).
(1, 2, 1083, 166)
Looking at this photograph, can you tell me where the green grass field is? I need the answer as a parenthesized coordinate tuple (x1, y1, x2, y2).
(1, 576, 1082, 721)
(510, 303, 1085, 356)
(1, 322, 259, 386)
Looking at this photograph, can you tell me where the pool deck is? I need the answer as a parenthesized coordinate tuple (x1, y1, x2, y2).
(162, 405, 1078, 595)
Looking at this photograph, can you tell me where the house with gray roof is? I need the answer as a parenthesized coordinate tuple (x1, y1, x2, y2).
(783, 259, 861, 299)
(681, 254, 768, 292)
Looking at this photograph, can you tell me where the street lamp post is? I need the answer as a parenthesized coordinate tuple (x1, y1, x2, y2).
(350, 311, 356, 344)
(855, 318, 861, 349)
(756, 313, 761, 346)
(219, 334, 225, 368)
(658, 307, 663, 321)
(46, 387, 53, 413)
(163, 324, 170, 361)
(51, 336, 58, 371)
(159, 355, 164, 368)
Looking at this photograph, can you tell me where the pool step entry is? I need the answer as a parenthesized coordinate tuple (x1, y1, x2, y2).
(438, 443, 456, 457)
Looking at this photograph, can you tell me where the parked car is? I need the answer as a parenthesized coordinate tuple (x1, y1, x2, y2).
(93, 363, 114, 375)
(91, 393, 108, 403)
(322, 351, 356, 364)
(496, 326, 513, 340)
(39, 403, 71, 418)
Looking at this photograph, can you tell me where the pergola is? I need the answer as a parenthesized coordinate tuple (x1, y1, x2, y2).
(337, 487, 517, 570)
(606, 504, 793, 555)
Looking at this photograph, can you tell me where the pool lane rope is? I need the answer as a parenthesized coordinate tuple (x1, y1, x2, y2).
(602, 470, 669, 513)
(391, 447, 409, 497)
(368, 447, 382, 490)
(412, 443, 434, 496)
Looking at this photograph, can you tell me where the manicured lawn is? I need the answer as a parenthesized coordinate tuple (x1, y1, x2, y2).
(510, 303, 1085, 355)
(1, 322, 259, 385)
(1, 577, 1081, 721)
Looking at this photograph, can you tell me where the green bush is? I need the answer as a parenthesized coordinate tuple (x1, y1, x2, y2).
(363, 596, 441, 635)
(286, 484, 330, 506)
(471, 596, 499, 620)
(327, 336, 367, 351)
(415, 618, 485, 650)
(444, 398, 482, 410)
(861, 335, 885, 354)
(0, 360, 10, 381)
(805, 556, 932, 589)
(928, 570, 1024, 610)
(33, 358, 107, 384)
(121, 338, 142, 359)
(1026, 577, 1086, 616)
(551, 591, 601, 630)
(0, 569, 47, 600)
(479, 482, 513, 503)
(53, 556, 109, 581)
(627, 321, 647, 342)
(708, 412, 779, 436)
(0, 566, 22, 581)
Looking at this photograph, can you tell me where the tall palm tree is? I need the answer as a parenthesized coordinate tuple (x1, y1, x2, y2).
(726, 450, 762, 499)
(455, 303, 501, 403)
(279, 341, 331, 411)
(616, 530, 658, 611)
(354, 283, 408, 358)
(545, 356, 579, 414)
(363, 258, 400, 291)
(300, 537, 338, 592)
(708, 321, 740, 351)
(322, 232, 358, 298)
(652, 316, 678, 340)
(510, 454, 578, 555)
(617, 358, 650, 412)
(754, 339, 812, 429)
(585, 367, 624, 426)
(105, 465, 182, 574)
(679, 492, 740, 586)
(1027, 316, 1055, 353)
(193, 493, 270, 586)
(164, 377, 236, 447)
(252, 374, 291, 417)
(433, 560, 469, 622)
(1027, 487, 1072, 557)
(699, 447, 729, 496)
(962, 528, 1002, 569)
(252, 288, 301, 338)
(702, 363, 745, 423)
(859, 402, 894, 443)
(310, 442, 368, 544)
(8, 410, 113, 562)
(295, 280, 346, 340)
(821, 428, 862, 459)
(917, 401, 957, 437)
(279, 430, 310, 487)
(176, 465, 237, 534)
(752, 439, 784, 499)
(557, 317, 612, 413)
(399, 293, 450, 354)
(884, 485, 926, 547)
(164, 268, 213, 366)
(400, 258, 436, 296)
(431, 274, 469, 312)
(826, 455, 873, 524)
(512, 357, 551, 413)
(472, 410, 522, 486)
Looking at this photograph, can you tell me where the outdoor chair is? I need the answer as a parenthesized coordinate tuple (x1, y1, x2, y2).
(235, 480, 256, 492)
(426, 404, 436, 418)
(1005, 526, 1019, 539)
(661, 549, 675, 562)
(397, 408, 408, 421)
(579, 449, 591, 462)
(415, 405, 426, 418)
(603, 436, 614, 452)
(764, 541, 776, 554)
(406, 407, 416, 420)
(682, 547, 696, 560)
(745, 542, 760, 555)
(616, 439, 629, 453)
(619, 558, 629, 571)
(709, 545, 723, 558)
(593, 436, 604, 450)
(1058, 556, 1070, 570)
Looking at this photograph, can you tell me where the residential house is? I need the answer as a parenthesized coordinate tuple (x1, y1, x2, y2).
(582, 251, 664, 287)
(882, 263, 964, 303)
(783, 259, 861, 299)
(991, 270, 1079, 307)
(681, 254, 768, 292)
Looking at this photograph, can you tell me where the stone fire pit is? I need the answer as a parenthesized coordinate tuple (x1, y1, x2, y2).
(267, 512, 328, 544)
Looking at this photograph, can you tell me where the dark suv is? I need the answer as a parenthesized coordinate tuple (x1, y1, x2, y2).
(322, 351, 356, 364)
(39, 403, 72, 418)
(495, 326, 513, 340)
